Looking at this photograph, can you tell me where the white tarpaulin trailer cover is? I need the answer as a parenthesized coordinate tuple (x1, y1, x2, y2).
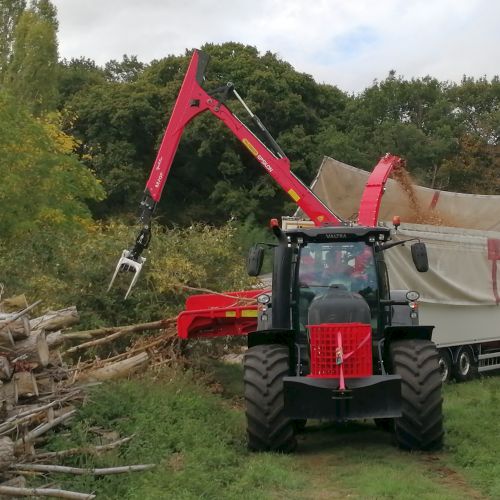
(386, 224, 500, 306)
(311, 157, 500, 232)
(309, 157, 500, 307)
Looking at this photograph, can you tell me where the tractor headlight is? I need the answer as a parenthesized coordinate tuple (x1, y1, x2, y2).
(257, 294, 271, 305)
(406, 290, 420, 302)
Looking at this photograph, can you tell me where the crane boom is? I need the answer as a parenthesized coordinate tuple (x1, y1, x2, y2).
(144, 49, 342, 226)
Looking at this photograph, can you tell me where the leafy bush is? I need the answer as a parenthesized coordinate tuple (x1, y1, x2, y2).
(0, 92, 105, 239)
(0, 220, 257, 328)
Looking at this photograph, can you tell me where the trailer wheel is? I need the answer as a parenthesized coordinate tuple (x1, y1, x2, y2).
(453, 346, 478, 382)
(438, 349, 452, 383)
(390, 339, 443, 451)
(244, 344, 297, 452)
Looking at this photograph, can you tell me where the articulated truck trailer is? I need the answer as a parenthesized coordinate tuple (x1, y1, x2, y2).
(386, 223, 500, 383)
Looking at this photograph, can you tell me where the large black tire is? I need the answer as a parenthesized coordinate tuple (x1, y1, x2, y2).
(390, 339, 444, 451)
(438, 349, 453, 384)
(244, 344, 297, 452)
(453, 346, 478, 382)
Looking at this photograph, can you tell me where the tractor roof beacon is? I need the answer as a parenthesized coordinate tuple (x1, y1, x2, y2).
(110, 49, 443, 453)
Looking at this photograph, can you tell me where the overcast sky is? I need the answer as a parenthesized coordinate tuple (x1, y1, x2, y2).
(51, 0, 499, 93)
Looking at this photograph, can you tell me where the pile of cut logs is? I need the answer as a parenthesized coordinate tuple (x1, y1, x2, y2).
(0, 297, 78, 406)
(0, 294, 177, 499)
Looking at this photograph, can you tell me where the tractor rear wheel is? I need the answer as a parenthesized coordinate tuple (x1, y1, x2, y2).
(244, 344, 296, 452)
(390, 339, 443, 451)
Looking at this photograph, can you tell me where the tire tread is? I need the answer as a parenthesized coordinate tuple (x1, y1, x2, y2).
(244, 344, 296, 452)
(391, 339, 444, 451)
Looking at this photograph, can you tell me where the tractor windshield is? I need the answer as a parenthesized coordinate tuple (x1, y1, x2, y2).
(297, 241, 379, 330)
(298, 242, 377, 294)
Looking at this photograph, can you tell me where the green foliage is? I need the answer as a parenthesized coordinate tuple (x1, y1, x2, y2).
(148, 223, 254, 294)
(59, 42, 499, 231)
(5, 3, 58, 115)
(0, 92, 104, 238)
(0, 0, 26, 81)
(104, 54, 145, 83)
(57, 57, 106, 105)
(0, 217, 256, 328)
(30, 0, 57, 29)
(63, 42, 350, 224)
(64, 79, 168, 213)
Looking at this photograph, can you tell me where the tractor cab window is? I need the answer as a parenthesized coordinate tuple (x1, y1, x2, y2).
(298, 242, 377, 295)
(297, 242, 378, 331)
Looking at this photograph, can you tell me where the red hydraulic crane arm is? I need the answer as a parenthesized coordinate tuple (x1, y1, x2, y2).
(145, 49, 341, 227)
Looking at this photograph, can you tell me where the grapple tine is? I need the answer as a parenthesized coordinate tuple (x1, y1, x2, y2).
(108, 250, 146, 299)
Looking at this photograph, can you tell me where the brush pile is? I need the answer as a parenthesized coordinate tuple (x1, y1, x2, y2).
(0, 294, 178, 499)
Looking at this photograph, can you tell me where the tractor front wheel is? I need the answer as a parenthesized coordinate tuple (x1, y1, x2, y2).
(244, 344, 297, 452)
(390, 339, 443, 451)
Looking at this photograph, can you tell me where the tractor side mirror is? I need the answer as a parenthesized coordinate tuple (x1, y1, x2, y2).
(247, 245, 264, 276)
(411, 242, 429, 272)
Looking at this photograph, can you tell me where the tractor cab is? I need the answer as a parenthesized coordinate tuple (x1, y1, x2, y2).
(256, 225, 392, 336)
(295, 235, 388, 340)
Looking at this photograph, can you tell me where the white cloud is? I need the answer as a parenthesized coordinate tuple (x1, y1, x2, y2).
(52, 0, 500, 92)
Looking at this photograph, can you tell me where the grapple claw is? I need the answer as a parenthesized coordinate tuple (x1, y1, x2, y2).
(108, 250, 146, 299)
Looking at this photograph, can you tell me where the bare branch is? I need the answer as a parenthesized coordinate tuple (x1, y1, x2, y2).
(0, 485, 95, 499)
(63, 318, 176, 341)
(35, 435, 134, 460)
(12, 463, 155, 475)
(15, 410, 76, 447)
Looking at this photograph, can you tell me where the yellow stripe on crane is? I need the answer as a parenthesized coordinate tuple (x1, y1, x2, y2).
(287, 189, 300, 202)
(242, 138, 258, 157)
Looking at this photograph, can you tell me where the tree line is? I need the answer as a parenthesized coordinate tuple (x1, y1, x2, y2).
(2, 1, 499, 231)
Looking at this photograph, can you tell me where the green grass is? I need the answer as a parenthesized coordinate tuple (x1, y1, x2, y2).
(443, 376, 500, 497)
(41, 368, 305, 500)
(39, 367, 500, 499)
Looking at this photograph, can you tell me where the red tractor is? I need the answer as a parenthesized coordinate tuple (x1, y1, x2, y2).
(110, 50, 443, 452)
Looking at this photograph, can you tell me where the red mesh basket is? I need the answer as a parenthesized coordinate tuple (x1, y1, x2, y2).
(308, 323, 372, 378)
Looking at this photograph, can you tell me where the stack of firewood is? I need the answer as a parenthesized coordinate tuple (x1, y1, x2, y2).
(0, 295, 172, 498)
(0, 298, 79, 409)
